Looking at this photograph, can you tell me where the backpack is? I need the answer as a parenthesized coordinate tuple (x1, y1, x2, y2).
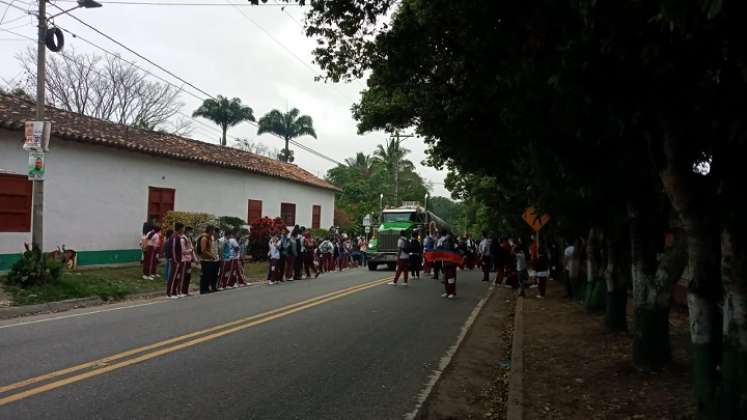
(402, 237, 414, 254)
(194, 234, 207, 257)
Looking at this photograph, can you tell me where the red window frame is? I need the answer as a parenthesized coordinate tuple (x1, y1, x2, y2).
(248, 199, 263, 224)
(312, 205, 321, 230)
(280, 202, 296, 226)
(147, 187, 175, 223)
(0, 173, 32, 232)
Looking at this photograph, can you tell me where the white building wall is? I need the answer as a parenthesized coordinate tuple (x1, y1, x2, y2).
(0, 129, 336, 255)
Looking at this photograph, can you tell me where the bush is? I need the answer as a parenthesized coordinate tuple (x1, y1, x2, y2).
(6, 244, 65, 288)
(309, 228, 330, 239)
(162, 211, 216, 233)
(248, 217, 287, 261)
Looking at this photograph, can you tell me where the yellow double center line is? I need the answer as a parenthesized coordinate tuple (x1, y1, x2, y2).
(0, 276, 393, 407)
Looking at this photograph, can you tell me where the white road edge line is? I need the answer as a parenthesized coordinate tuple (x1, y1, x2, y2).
(0, 301, 165, 330)
(403, 282, 498, 420)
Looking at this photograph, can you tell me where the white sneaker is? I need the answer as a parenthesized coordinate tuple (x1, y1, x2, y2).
(529, 284, 538, 289)
(536, 295, 544, 299)
(441, 293, 448, 298)
(142, 275, 150, 280)
(169, 295, 178, 299)
(233, 284, 239, 288)
(447, 294, 455, 299)
(268, 281, 274, 285)
(154, 274, 161, 278)
(148, 276, 156, 280)
(387, 281, 397, 286)
(400, 282, 409, 287)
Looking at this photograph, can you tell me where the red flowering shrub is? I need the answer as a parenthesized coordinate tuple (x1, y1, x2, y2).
(249, 217, 287, 260)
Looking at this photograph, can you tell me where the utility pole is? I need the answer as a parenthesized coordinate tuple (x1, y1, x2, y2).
(32, 0, 47, 251)
(30, 0, 102, 251)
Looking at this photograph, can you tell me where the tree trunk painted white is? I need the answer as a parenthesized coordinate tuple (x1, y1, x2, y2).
(720, 229, 747, 419)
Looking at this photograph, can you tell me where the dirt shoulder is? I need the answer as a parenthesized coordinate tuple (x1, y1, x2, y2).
(417, 284, 516, 420)
(521, 280, 694, 419)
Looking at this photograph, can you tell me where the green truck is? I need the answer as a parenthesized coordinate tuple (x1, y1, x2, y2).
(366, 203, 451, 271)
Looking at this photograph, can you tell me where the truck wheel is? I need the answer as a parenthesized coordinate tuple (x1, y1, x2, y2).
(368, 262, 377, 271)
(387, 263, 396, 271)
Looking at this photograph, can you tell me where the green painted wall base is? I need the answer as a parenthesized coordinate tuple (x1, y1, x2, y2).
(0, 249, 141, 271)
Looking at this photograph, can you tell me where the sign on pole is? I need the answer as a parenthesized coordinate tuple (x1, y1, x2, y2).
(23, 121, 51, 152)
(27, 151, 46, 180)
(522, 207, 550, 232)
(364, 226, 371, 234)
(362, 214, 372, 227)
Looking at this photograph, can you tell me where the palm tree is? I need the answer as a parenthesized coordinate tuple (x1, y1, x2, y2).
(373, 138, 414, 204)
(192, 96, 255, 146)
(257, 108, 317, 162)
(345, 152, 375, 178)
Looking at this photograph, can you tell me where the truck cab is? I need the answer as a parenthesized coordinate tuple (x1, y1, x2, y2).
(367, 204, 427, 271)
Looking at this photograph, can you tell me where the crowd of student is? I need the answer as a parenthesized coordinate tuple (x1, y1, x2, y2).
(140, 218, 370, 298)
(384, 226, 564, 301)
(266, 227, 369, 284)
(141, 217, 565, 301)
(477, 232, 564, 299)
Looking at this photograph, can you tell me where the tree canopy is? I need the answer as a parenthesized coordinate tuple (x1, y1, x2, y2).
(192, 95, 255, 146)
(257, 108, 316, 162)
(295, 1, 747, 418)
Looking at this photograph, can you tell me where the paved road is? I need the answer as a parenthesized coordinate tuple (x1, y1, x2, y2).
(0, 268, 491, 420)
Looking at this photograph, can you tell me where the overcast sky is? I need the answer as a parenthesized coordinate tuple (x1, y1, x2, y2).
(0, 0, 449, 197)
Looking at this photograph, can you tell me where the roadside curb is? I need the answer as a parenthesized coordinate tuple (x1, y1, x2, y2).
(0, 281, 264, 321)
(506, 297, 525, 420)
(405, 282, 498, 420)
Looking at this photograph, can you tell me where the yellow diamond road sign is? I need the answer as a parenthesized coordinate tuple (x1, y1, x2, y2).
(522, 207, 550, 232)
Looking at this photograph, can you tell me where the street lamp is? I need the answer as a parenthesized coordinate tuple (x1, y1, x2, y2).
(32, 0, 102, 251)
(48, 0, 102, 19)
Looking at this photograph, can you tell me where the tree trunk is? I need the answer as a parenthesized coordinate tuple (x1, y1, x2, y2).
(720, 229, 747, 419)
(284, 137, 290, 162)
(569, 236, 585, 301)
(629, 202, 687, 368)
(221, 125, 227, 147)
(659, 136, 722, 418)
(585, 227, 606, 311)
(605, 231, 630, 331)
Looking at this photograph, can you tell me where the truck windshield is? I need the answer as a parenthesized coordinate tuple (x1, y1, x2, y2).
(382, 212, 417, 223)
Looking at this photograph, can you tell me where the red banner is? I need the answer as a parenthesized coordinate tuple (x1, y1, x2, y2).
(424, 250, 465, 267)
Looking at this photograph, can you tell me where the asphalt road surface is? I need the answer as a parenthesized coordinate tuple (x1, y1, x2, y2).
(0, 267, 491, 420)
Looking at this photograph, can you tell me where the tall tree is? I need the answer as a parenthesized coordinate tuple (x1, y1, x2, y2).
(373, 138, 413, 204)
(301, 1, 747, 417)
(344, 152, 375, 178)
(257, 108, 316, 162)
(192, 95, 255, 146)
(18, 48, 189, 135)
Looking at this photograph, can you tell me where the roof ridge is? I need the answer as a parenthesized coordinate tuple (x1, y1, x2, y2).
(0, 93, 340, 192)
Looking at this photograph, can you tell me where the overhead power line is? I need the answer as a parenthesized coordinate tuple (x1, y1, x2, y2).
(50, 2, 214, 99)
(18, 2, 343, 166)
(53, 1, 303, 6)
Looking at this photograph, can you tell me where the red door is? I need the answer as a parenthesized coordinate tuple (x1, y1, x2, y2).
(147, 187, 175, 222)
(248, 199, 262, 224)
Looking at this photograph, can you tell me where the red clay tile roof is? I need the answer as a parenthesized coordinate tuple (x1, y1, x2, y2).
(0, 93, 340, 192)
